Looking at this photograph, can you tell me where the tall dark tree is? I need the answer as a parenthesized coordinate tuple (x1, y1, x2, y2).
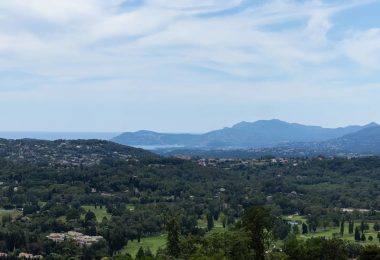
(374, 222, 380, 232)
(166, 217, 180, 258)
(84, 211, 97, 227)
(293, 224, 299, 235)
(242, 206, 273, 260)
(360, 245, 380, 260)
(340, 221, 344, 236)
(354, 227, 361, 241)
(136, 246, 145, 259)
(207, 213, 214, 231)
(348, 221, 354, 234)
(302, 223, 308, 235)
(360, 221, 365, 233)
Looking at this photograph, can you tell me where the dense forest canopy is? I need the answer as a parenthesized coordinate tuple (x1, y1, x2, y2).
(0, 140, 380, 259)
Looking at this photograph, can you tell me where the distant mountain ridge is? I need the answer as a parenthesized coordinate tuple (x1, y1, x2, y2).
(112, 119, 377, 150)
(158, 125, 380, 158)
(320, 125, 380, 154)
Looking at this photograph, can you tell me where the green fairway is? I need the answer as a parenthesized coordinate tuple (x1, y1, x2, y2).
(121, 234, 167, 257)
(82, 205, 112, 222)
(197, 213, 226, 231)
(126, 204, 135, 211)
(0, 209, 21, 223)
(284, 215, 380, 245)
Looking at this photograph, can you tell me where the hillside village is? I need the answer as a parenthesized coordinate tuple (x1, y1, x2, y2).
(0, 139, 152, 165)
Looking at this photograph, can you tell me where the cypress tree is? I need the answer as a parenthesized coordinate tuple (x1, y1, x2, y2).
(360, 221, 365, 233)
(136, 246, 145, 259)
(207, 212, 214, 231)
(302, 223, 308, 234)
(340, 221, 345, 236)
(374, 222, 380, 232)
(354, 227, 361, 241)
(166, 217, 180, 258)
(293, 224, 299, 235)
(348, 221, 354, 234)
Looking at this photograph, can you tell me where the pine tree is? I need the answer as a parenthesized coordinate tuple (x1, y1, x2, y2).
(361, 233, 366, 241)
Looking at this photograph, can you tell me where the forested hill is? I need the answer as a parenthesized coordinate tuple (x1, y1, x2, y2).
(321, 125, 380, 154)
(0, 139, 156, 165)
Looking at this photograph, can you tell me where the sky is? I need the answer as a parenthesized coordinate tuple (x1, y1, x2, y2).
(1, 0, 380, 133)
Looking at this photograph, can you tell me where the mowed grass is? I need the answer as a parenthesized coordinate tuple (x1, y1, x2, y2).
(284, 215, 380, 245)
(126, 204, 135, 211)
(0, 209, 21, 223)
(82, 205, 112, 222)
(197, 213, 227, 232)
(120, 234, 167, 257)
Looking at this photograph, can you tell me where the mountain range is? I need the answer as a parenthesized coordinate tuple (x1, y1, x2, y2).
(112, 119, 379, 151)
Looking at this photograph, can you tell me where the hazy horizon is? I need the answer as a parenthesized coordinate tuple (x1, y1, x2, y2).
(0, 119, 378, 139)
(1, 0, 380, 132)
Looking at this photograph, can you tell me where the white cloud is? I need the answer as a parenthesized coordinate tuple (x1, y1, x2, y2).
(0, 0, 379, 131)
(341, 28, 380, 70)
(0, 0, 370, 76)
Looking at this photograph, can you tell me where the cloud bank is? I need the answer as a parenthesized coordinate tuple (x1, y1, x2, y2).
(0, 0, 379, 131)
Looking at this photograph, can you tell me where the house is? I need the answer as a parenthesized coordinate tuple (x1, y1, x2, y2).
(47, 231, 104, 247)
(18, 252, 42, 259)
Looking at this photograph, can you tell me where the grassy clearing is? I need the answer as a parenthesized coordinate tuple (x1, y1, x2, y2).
(0, 209, 21, 223)
(284, 215, 380, 245)
(126, 204, 135, 211)
(120, 234, 167, 257)
(197, 213, 226, 232)
(82, 205, 112, 222)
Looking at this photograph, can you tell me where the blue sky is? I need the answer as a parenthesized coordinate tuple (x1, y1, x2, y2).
(0, 0, 380, 132)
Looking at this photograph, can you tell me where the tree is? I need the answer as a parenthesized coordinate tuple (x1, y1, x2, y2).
(360, 245, 380, 260)
(361, 233, 366, 241)
(348, 221, 354, 234)
(355, 227, 361, 241)
(84, 211, 96, 227)
(283, 235, 305, 260)
(166, 217, 180, 258)
(360, 221, 365, 233)
(302, 223, 308, 234)
(293, 224, 299, 235)
(374, 222, 380, 232)
(136, 246, 145, 259)
(242, 206, 273, 260)
(306, 215, 319, 233)
(340, 221, 344, 236)
(207, 212, 214, 231)
(145, 247, 153, 257)
(105, 225, 127, 256)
